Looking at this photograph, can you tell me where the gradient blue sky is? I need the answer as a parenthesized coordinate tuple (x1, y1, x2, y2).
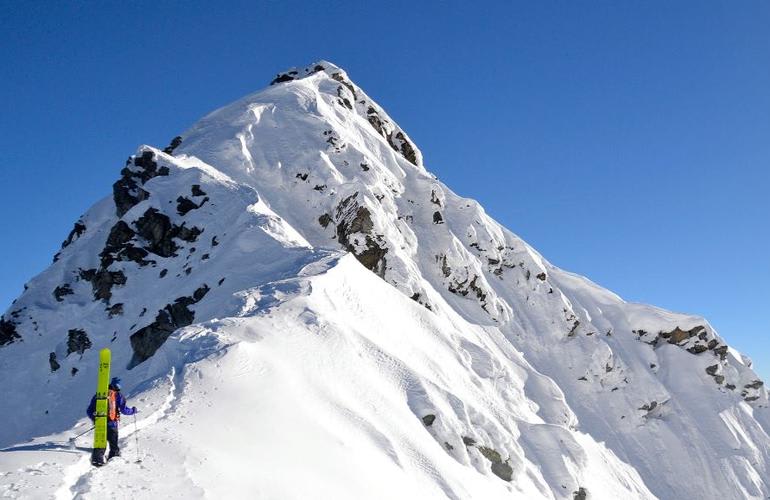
(1, 1, 768, 379)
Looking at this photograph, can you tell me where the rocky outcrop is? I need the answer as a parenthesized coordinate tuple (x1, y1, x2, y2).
(48, 352, 60, 372)
(112, 150, 169, 217)
(135, 208, 202, 258)
(333, 194, 388, 278)
(129, 284, 210, 367)
(162, 136, 183, 155)
(79, 268, 127, 302)
(61, 221, 86, 248)
(634, 325, 728, 360)
(66, 329, 92, 356)
(53, 284, 74, 302)
(0, 317, 21, 346)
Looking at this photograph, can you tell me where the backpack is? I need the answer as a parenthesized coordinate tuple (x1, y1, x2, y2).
(108, 389, 120, 422)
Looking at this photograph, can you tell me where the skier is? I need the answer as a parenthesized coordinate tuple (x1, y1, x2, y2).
(86, 377, 137, 464)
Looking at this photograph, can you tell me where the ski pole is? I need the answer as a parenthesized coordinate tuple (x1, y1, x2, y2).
(68, 425, 94, 448)
(133, 413, 141, 463)
(72, 425, 95, 440)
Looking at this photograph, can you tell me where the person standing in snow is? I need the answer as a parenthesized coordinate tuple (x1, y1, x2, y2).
(86, 377, 137, 463)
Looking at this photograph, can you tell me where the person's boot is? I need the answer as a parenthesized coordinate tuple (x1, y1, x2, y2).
(107, 448, 121, 460)
(91, 448, 106, 466)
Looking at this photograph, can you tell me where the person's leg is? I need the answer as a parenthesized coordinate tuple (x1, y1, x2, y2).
(107, 425, 120, 458)
(91, 447, 106, 466)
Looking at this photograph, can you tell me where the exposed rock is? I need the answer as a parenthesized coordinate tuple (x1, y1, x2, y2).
(135, 208, 178, 257)
(567, 320, 580, 337)
(61, 221, 87, 248)
(660, 325, 705, 345)
(163, 136, 183, 155)
(318, 213, 333, 228)
(71, 367, 78, 376)
(745, 380, 764, 390)
(705, 364, 720, 376)
(106, 303, 124, 318)
(176, 196, 200, 216)
(129, 284, 210, 366)
(79, 268, 127, 302)
(49, 352, 60, 372)
(478, 446, 513, 482)
(53, 284, 74, 302)
(387, 131, 418, 165)
(462, 436, 476, 446)
(713, 345, 728, 360)
(432, 211, 444, 224)
(100, 220, 153, 268)
(687, 344, 708, 354)
(270, 72, 296, 85)
(714, 375, 725, 384)
(191, 184, 207, 197)
(112, 150, 169, 217)
(66, 329, 92, 356)
(0, 317, 21, 346)
(422, 414, 436, 426)
(536, 272, 547, 281)
(334, 194, 388, 278)
(573, 487, 588, 500)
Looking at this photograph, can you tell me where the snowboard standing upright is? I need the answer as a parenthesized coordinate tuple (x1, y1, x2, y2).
(91, 348, 111, 466)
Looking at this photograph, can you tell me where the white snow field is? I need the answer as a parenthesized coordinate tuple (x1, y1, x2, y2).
(1, 61, 768, 499)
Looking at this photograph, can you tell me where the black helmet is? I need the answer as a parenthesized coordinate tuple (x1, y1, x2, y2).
(109, 377, 122, 390)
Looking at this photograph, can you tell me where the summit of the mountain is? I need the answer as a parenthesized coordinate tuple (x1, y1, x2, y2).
(1, 62, 768, 500)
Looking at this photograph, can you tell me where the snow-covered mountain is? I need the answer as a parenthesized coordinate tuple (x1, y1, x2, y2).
(1, 61, 768, 500)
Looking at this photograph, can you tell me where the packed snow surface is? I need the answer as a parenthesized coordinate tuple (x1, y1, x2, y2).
(1, 61, 768, 499)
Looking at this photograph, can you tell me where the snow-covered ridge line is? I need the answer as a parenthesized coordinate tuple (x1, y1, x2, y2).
(1, 60, 768, 499)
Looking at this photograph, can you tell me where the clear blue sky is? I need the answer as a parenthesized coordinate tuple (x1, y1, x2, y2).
(1, 1, 768, 379)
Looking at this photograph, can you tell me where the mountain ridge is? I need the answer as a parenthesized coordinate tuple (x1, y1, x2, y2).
(1, 60, 767, 499)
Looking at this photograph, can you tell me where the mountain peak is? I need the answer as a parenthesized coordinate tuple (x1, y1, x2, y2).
(268, 60, 348, 85)
(1, 61, 768, 499)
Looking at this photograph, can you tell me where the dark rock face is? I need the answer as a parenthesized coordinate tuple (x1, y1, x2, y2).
(112, 150, 169, 217)
(270, 73, 296, 85)
(66, 329, 92, 356)
(100, 220, 152, 268)
(176, 196, 199, 216)
(191, 184, 207, 197)
(79, 268, 127, 302)
(53, 284, 74, 302)
(334, 194, 388, 278)
(462, 436, 477, 446)
(422, 414, 436, 426)
(477, 446, 513, 482)
(387, 131, 418, 166)
(163, 136, 183, 155)
(0, 317, 21, 346)
(49, 352, 60, 372)
(133, 208, 202, 258)
(135, 208, 178, 257)
(129, 284, 210, 367)
(573, 487, 588, 500)
(432, 211, 444, 224)
(106, 303, 124, 318)
(61, 221, 86, 248)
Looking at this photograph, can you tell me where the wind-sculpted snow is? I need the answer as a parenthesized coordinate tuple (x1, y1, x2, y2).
(1, 61, 768, 499)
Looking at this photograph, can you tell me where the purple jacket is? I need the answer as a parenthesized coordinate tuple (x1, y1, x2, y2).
(86, 391, 136, 428)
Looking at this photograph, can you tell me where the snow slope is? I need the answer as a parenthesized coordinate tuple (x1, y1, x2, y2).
(1, 61, 768, 499)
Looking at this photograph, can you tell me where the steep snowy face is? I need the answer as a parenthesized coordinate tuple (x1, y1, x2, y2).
(1, 61, 769, 499)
